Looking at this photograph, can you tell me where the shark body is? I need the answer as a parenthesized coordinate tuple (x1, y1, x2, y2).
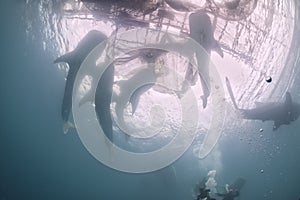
(226, 77, 300, 130)
(54, 30, 114, 138)
(189, 11, 223, 108)
(124, 11, 224, 113)
(95, 64, 115, 142)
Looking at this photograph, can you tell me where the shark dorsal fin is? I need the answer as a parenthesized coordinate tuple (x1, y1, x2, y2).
(285, 92, 292, 108)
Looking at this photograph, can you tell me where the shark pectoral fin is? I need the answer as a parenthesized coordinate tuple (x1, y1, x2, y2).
(213, 39, 224, 58)
(130, 101, 136, 115)
(54, 52, 74, 64)
(129, 96, 139, 115)
(201, 95, 208, 109)
(63, 121, 75, 134)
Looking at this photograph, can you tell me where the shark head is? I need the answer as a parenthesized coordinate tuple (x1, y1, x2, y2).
(54, 30, 107, 65)
(74, 30, 107, 60)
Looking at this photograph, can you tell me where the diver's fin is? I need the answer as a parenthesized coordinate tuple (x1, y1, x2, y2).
(225, 77, 239, 109)
(54, 52, 74, 64)
(228, 177, 246, 191)
(212, 39, 224, 58)
(63, 121, 75, 134)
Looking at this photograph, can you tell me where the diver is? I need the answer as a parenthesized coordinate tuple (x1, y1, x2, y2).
(196, 188, 216, 200)
(216, 189, 240, 200)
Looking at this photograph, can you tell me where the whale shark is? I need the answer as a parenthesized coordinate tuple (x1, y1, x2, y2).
(93, 64, 115, 143)
(226, 77, 300, 130)
(124, 11, 224, 114)
(54, 30, 110, 134)
(189, 11, 223, 108)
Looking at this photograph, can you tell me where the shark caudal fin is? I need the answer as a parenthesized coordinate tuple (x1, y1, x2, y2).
(225, 77, 239, 109)
(63, 121, 75, 134)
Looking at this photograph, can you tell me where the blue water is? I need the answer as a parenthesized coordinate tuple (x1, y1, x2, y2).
(1, 0, 300, 200)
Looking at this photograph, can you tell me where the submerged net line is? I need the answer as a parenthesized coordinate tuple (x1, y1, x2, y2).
(60, 0, 288, 70)
(24, 0, 293, 78)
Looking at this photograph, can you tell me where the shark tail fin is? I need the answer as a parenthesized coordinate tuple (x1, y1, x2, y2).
(54, 52, 74, 64)
(63, 121, 75, 134)
(225, 77, 239, 109)
(201, 95, 208, 109)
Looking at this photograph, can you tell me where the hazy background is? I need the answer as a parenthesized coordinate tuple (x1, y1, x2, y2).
(1, 0, 300, 200)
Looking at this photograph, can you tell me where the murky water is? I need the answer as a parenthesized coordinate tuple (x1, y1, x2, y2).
(1, 0, 300, 199)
